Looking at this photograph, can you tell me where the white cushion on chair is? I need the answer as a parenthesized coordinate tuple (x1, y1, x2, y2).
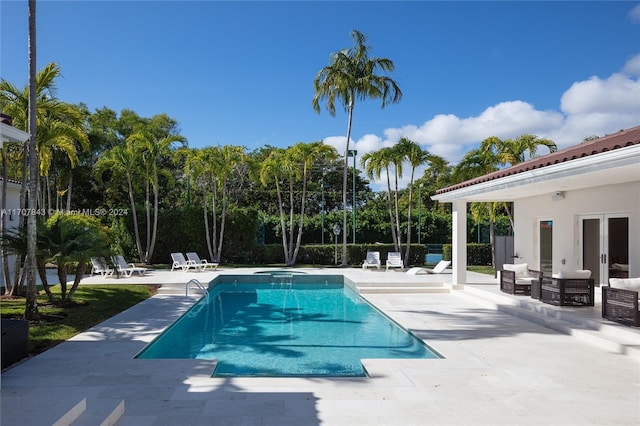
(503, 263, 528, 278)
(609, 277, 640, 292)
(554, 270, 591, 279)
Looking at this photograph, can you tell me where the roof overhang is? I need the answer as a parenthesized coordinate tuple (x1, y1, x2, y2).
(432, 144, 640, 203)
(0, 122, 29, 146)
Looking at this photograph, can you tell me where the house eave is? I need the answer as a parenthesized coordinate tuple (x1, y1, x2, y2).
(432, 144, 640, 203)
(0, 122, 29, 144)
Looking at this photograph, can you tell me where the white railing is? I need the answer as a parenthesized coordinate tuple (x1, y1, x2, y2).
(185, 279, 209, 302)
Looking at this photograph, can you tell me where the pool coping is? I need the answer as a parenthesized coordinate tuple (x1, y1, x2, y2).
(2, 268, 639, 425)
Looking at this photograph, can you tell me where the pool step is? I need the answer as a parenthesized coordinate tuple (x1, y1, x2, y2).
(460, 286, 640, 360)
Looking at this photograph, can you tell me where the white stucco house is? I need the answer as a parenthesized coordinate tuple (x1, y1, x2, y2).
(432, 125, 640, 288)
(0, 115, 30, 286)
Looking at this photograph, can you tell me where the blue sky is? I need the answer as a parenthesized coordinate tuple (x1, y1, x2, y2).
(2, 1, 640, 184)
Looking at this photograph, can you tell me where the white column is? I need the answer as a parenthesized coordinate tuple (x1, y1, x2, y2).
(452, 199, 467, 289)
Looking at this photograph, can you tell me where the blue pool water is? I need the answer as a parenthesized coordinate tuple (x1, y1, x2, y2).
(137, 283, 440, 377)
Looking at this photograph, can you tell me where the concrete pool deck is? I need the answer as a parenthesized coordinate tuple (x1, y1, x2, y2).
(1, 268, 639, 425)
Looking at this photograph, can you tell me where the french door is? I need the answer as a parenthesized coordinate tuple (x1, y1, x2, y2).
(539, 219, 553, 276)
(580, 214, 629, 285)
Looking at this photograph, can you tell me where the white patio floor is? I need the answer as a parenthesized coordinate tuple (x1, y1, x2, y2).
(1, 267, 638, 425)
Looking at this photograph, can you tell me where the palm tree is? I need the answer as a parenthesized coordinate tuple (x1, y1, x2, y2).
(128, 130, 186, 264)
(361, 147, 399, 250)
(395, 138, 430, 261)
(289, 141, 338, 263)
(453, 135, 557, 269)
(313, 29, 402, 265)
(499, 134, 557, 166)
(25, 0, 39, 319)
(95, 143, 144, 261)
(259, 148, 293, 264)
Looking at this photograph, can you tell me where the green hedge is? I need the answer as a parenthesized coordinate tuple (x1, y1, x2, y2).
(442, 243, 491, 266)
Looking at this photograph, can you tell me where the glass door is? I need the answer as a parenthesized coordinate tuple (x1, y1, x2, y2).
(539, 220, 553, 275)
(580, 214, 629, 285)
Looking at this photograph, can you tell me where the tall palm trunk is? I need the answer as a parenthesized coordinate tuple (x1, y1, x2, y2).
(385, 170, 398, 251)
(291, 165, 309, 265)
(211, 179, 218, 261)
(274, 179, 289, 264)
(126, 175, 143, 263)
(287, 177, 295, 265)
(25, 0, 39, 319)
(65, 172, 72, 211)
(215, 181, 228, 264)
(342, 96, 354, 266)
(404, 170, 416, 262)
(147, 178, 159, 264)
(393, 166, 402, 252)
(203, 188, 214, 261)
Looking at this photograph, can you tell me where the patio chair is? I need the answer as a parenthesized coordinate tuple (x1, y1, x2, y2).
(602, 277, 640, 327)
(186, 252, 218, 271)
(113, 255, 147, 277)
(499, 263, 541, 296)
(540, 270, 594, 306)
(171, 252, 203, 272)
(385, 252, 404, 271)
(362, 251, 381, 270)
(424, 260, 451, 274)
(90, 257, 113, 278)
(406, 260, 452, 275)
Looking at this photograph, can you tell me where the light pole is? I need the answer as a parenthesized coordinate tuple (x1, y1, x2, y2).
(418, 182, 423, 245)
(348, 149, 357, 244)
(333, 223, 341, 265)
(321, 174, 325, 245)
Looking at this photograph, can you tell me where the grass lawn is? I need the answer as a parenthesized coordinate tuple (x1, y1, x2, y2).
(1, 284, 158, 355)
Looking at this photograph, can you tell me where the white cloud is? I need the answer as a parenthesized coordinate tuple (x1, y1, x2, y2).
(622, 53, 640, 77)
(323, 53, 640, 190)
(628, 4, 640, 23)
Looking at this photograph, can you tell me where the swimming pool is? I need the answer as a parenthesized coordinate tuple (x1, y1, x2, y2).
(137, 276, 440, 377)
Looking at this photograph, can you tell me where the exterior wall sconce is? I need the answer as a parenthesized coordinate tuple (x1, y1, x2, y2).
(551, 191, 565, 201)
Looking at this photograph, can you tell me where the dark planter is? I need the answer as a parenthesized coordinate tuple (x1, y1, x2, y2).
(1, 319, 29, 369)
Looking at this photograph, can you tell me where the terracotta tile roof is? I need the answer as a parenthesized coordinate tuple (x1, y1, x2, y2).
(435, 125, 640, 195)
(0, 177, 22, 185)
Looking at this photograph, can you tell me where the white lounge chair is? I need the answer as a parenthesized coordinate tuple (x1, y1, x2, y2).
(406, 260, 452, 275)
(362, 251, 381, 270)
(186, 252, 218, 271)
(90, 257, 113, 277)
(113, 255, 147, 277)
(171, 252, 203, 272)
(385, 252, 404, 271)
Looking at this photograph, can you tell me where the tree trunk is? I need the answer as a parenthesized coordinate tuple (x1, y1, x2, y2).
(67, 260, 86, 301)
(404, 168, 416, 262)
(37, 261, 54, 302)
(57, 265, 68, 302)
(291, 165, 308, 265)
(215, 182, 227, 264)
(25, 0, 39, 320)
(66, 171, 72, 211)
(385, 172, 398, 252)
(341, 97, 355, 266)
(147, 177, 159, 264)
(203, 189, 214, 261)
(127, 176, 143, 263)
(275, 179, 289, 265)
(287, 178, 295, 265)
(211, 180, 218, 261)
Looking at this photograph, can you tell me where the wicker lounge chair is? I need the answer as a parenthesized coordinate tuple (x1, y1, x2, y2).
(602, 277, 640, 327)
(499, 263, 541, 296)
(540, 270, 594, 306)
(362, 251, 381, 270)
